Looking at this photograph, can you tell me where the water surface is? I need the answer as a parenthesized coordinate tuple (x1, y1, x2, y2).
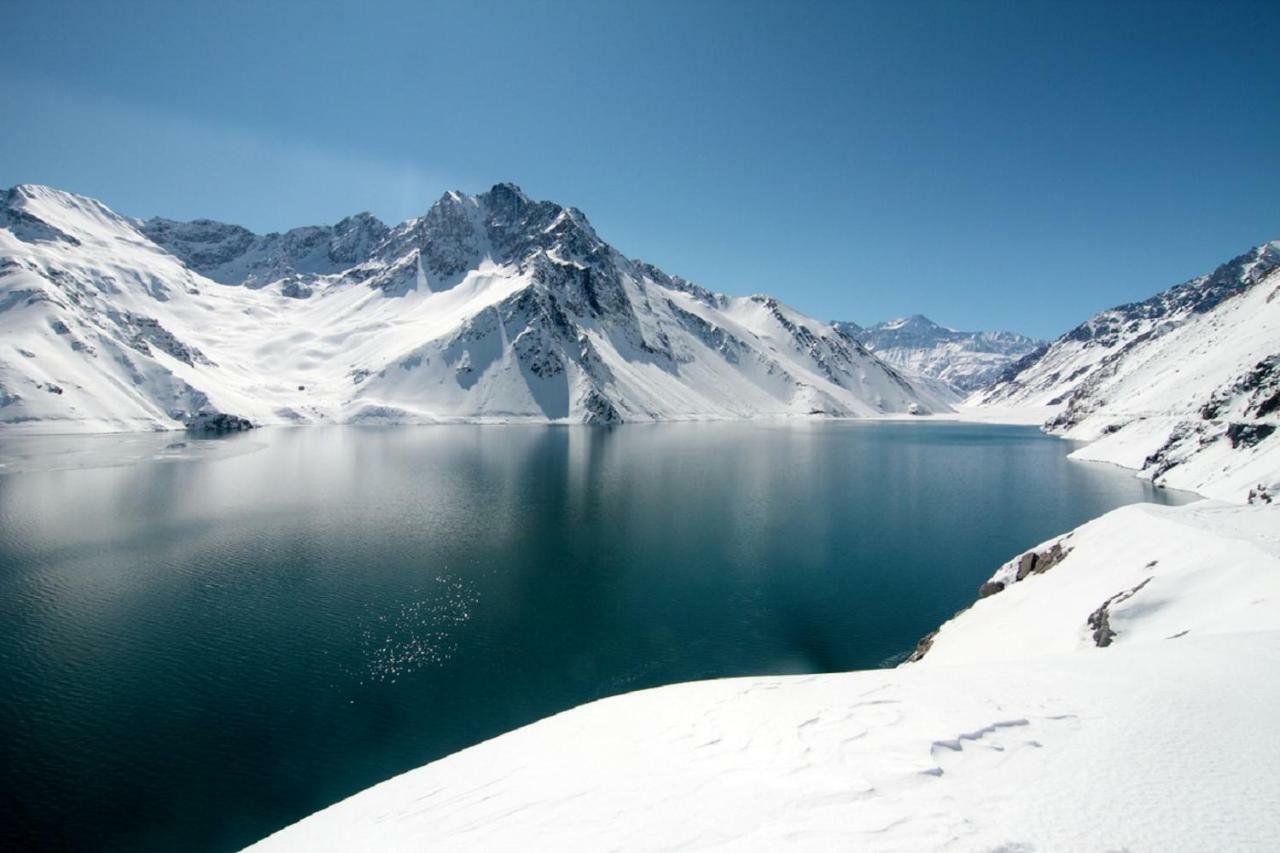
(0, 422, 1193, 852)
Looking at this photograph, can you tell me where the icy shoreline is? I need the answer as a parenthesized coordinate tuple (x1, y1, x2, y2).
(241, 406, 1280, 851)
(245, 480, 1280, 851)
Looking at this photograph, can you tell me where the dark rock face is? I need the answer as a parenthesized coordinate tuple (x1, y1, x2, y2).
(328, 213, 389, 266)
(1015, 551, 1037, 581)
(977, 581, 1005, 599)
(1138, 352, 1279, 484)
(184, 412, 254, 433)
(580, 390, 622, 426)
(115, 311, 211, 366)
(1076, 243, 1280, 345)
(1, 187, 83, 246)
(1142, 421, 1205, 480)
(665, 299, 752, 365)
(280, 279, 313, 299)
(1248, 484, 1274, 505)
(905, 629, 939, 663)
(1087, 577, 1153, 647)
(409, 193, 482, 280)
(1226, 422, 1276, 449)
(142, 211, 390, 287)
(1014, 542, 1070, 581)
(1201, 354, 1280, 420)
(141, 218, 257, 272)
(759, 297, 904, 395)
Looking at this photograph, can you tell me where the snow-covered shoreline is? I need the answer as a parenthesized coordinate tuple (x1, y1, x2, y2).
(0, 410, 965, 438)
(242, 402, 1280, 851)
(240, 404, 1280, 852)
(247, 497, 1280, 852)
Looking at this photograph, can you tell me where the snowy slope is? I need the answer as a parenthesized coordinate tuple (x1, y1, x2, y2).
(836, 315, 1042, 395)
(970, 241, 1280, 501)
(0, 183, 948, 432)
(913, 501, 1280, 665)
(247, 499, 1280, 853)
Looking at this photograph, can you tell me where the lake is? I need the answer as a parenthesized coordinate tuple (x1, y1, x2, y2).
(0, 421, 1193, 852)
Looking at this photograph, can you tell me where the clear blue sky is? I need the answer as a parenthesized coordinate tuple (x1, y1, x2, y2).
(4, 0, 1277, 339)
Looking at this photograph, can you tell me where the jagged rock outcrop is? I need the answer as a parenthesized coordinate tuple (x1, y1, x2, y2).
(1087, 578, 1153, 647)
(185, 412, 254, 433)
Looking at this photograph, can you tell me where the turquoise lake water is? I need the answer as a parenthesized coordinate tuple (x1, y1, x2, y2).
(0, 422, 1193, 852)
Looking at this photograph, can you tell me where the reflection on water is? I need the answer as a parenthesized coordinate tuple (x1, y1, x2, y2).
(355, 574, 479, 683)
(0, 422, 1193, 853)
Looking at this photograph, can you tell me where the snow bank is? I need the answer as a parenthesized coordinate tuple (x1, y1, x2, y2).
(914, 501, 1280, 666)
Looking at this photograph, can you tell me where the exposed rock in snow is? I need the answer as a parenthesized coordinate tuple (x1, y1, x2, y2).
(1, 183, 949, 433)
(971, 240, 1280, 501)
(835, 314, 1042, 395)
(139, 211, 391, 288)
(184, 411, 254, 433)
(247, 498, 1280, 853)
(912, 501, 1279, 666)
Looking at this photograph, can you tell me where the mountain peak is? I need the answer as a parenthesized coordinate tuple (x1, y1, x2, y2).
(843, 314, 1043, 395)
(878, 314, 946, 333)
(2, 183, 136, 247)
(6, 183, 106, 213)
(0, 180, 950, 430)
(482, 182, 532, 208)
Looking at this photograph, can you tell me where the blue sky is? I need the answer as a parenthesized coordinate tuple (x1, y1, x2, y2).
(4, 0, 1277, 339)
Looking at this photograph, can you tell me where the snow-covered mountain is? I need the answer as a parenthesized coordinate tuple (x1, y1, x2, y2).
(0, 183, 950, 433)
(834, 315, 1042, 394)
(972, 241, 1280, 500)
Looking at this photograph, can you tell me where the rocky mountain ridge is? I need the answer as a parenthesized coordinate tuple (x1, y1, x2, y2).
(0, 183, 949, 432)
(973, 240, 1280, 500)
(835, 314, 1042, 394)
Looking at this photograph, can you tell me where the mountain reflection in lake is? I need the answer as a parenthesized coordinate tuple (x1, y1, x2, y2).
(0, 421, 1193, 853)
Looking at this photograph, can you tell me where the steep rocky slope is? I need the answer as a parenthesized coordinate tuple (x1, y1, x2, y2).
(972, 241, 1280, 500)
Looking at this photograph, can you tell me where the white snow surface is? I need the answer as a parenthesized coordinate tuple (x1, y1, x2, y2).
(249, 499, 1280, 852)
(0, 183, 948, 432)
(969, 241, 1280, 501)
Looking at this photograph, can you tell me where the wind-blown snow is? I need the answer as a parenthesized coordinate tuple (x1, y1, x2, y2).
(0, 183, 948, 433)
(248, 498, 1280, 852)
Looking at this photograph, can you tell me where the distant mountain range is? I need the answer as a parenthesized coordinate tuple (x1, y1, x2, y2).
(833, 315, 1043, 395)
(6, 180, 1275, 495)
(0, 183, 951, 433)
